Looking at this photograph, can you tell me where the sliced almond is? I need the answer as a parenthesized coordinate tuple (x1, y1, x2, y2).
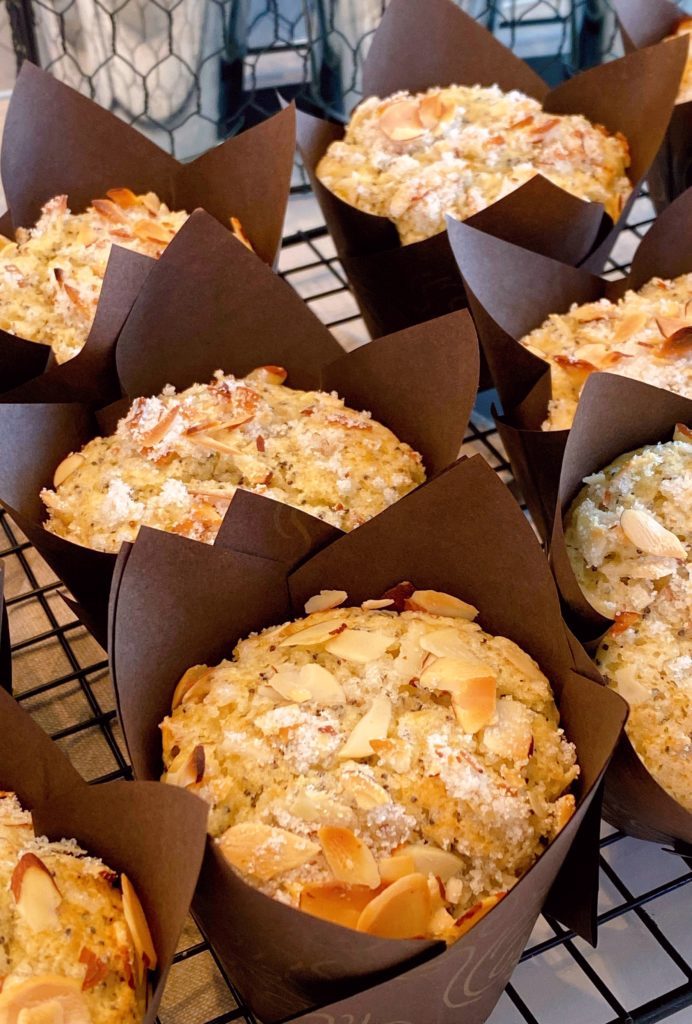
(121, 874, 158, 984)
(52, 453, 85, 489)
(165, 744, 205, 788)
(660, 326, 692, 358)
(420, 657, 496, 733)
(267, 667, 309, 703)
(620, 508, 686, 559)
(356, 872, 431, 939)
(171, 665, 212, 711)
(133, 219, 172, 245)
(481, 698, 533, 761)
(0, 975, 90, 1024)
(279, 618, 346, 648)
(297, 663, 345, 704)
(304, 590, 348, 615)
(288, 789, 353, 826)
(418, 93, 444, 129)
(489, 637, 545, 682)
(138, 406, 179, 446)
(400, 843, 463, 883)
(429, 906, 456, 938)
(341, 766, 389, 809)
(11, 853, 61, 932)
(573, 342, 609, 365)
(319, 826, 380, 888)
(245, 364, 287, 385)
(91, 197, 128, 223)
(612, 312, 648, 344)
(338, 695, 392, 760)
(406, 590, 478, 621)
(187, 433, 240, 457)
(655, 315, 692, 338)
(553, 794, 576, 833)
(378, 99, 426, 142)
(570, 303, 611, 323)
(612, 666, 650, 706)
(610, 610, 641, 637)
(378, 853, 416, 884)
(324, 628, 394, 663)
(219, 823, 319, 881)
(230, 216, 253, 251)
(106, 187, 139, 208)
(419, 628, 470, 659)
(362, 599, 395, 610)
(673, 422, 692, 443)
(453, 892, 505, 939)
(79, 945, 109, 991)
(140, 192, 162, 215)
(299, 881, 375, 929)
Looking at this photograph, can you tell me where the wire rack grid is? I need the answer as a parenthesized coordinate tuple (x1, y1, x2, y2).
(1, 187, 691, 1024)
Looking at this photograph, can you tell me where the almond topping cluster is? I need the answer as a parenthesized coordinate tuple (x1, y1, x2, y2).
(565, 431, 691, 811)
(0, 792, 156, 1023)
(41, 367, 425, 552)
(519, 273, 692, 431)
(160, 586, 579, 943)
(316, 83, 631, 245)
(0, 190, 250, 365)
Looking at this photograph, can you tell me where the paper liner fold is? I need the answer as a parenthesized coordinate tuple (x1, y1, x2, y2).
(296, 0, 686, 344)
(613, 0, 692, 213)
(109, 455, 626, 1024)
(0, 63, 295, 396)
(549, 373, 692, 849)
(0, 209, 478, 647)
(449, 186, 692, 540)
(0, 685, 208, 1022)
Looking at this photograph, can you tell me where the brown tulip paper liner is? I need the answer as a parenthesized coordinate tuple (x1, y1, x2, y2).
(447, 185, 692, 541)
(548, 372, 692, 850)
(0, 62, 295, 395)
(0, 684, 207, 1022)
(0, 565, 10, 694)
(108, 455, 626, 1024)
(613, 0, 692, 214)
(0, 209, 478, 649)
(295, 0, 685, 352)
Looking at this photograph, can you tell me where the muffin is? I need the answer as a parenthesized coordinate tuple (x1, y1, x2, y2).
(41, 366, 426, 551)
(519, 273, 692, 430)
(0, 190, 249, 365)
(316, 84, 631, 245)
(564, 428, 691, 811)
(665, 18, 692, 103)
(0, 791, 156, 1022)
(160, 585, 579, 943)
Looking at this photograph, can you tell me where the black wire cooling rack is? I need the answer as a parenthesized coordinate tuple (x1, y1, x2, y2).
(2, 190, 691, 1024)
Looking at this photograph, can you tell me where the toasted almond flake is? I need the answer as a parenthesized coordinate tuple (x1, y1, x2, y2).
(573, 342, 609, 365)
(297, 663, 345, 704)
(378, 853, 416, 883)
(133, 219, 172, 244)
(304, 590, 348, 614)
(91, 197, 129, 223)
(612, 312, 648, 344)
(356, 872, 430, 938)
(400, 843, 463, 883)
(338, 695, 392, 760)
(429, 906, 456, 937)
(553, 794, 576, 832)
(139, 406, 179, 446)
(279, 617, 346, 647)
(420, 657, 496, 733)
(299, 881, 375, 929)
(381, 581, 416, 610)
(406, 590, 478, 620)
(342, 766, 389, 809)
(0, 975, 90, 1023)
(418, 94, 444, 129)
(319, 826, 380, 888)
(63, 282, 88, 312)
(570, 304, 611, 323)
(620, 508, 686, 559)
(121, 874, 158, 984)
(165, 744, 205, 788)
(612, 669, 650, 706)
(324, 628, 394, 663)
(230, 216, 253, 251)
(655, 315, 692, 338)
(419, 627, 471, 659)
(139, 191, 161, 214)
(453, 892, 505, 938)
(445, 876, 464, 904)
(53, 452, 85, 488)
(11, 853, 61, 932)
(218, 823, 320, 881)
(79, 946, 109, 991)
(481, 698, 533, 760)
(379, 99, 426, 142)
(553, 354, 596, 381)
(673, 422, 692, 442)
(187, 433, 241, 457)
(362, 599, 395, 610)
(171, 665, 211, 710)
(610, 610, 641, 636)
(288, 790, 353, 825)
(660, 326, 692, 357)
(106, 187, 139, 208)
(245, 364, 287, 385)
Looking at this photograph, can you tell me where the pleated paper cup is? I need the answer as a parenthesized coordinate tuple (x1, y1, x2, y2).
(297, 0, 685, 349)
(0, 210, 478, 647)
(0, 62, 295, 396)
(549, 373, 692, 852)
(0, 683, 208, 1022)
(448, 185, 692, 541)
(613, 0, 692, 213)
(0, 565, 10, 694)
(108, 454, 626, 1024)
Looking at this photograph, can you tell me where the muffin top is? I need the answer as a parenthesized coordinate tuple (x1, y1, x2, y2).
(665, 18, 692, 103)
(519, 273, 692, 430)
(0, 792, 156, 1023)
(160, 586, 579, 943)
(41, 366, 426, 552)
(316, 84, 631, 245)
(564, 429, 691, 811)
